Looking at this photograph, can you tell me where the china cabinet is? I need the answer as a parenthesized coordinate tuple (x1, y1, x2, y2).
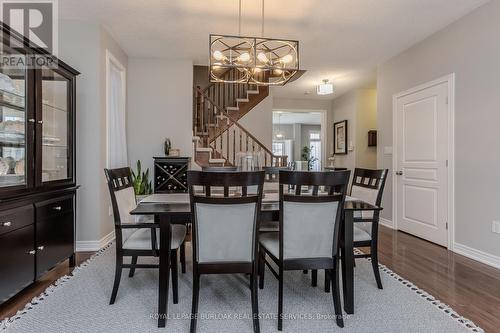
(0, 22, 79, 303)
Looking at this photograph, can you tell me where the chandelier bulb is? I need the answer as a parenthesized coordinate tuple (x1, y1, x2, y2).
(281, 54, 293, 64)
(257, 52, 269, 63)
(238, 52, 250, 62)
(213, 50, 224, 61)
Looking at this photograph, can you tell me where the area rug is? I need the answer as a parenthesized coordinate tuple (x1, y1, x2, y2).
(1, 244, 483, 332)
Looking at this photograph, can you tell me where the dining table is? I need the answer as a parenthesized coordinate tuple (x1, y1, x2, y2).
(130, 192, 382, 328)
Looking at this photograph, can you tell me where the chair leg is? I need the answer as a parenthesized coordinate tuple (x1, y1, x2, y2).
(110, 254, 123, 304)
(180, 241, 186, 274)
(278, 266, 284, 331)
(324, 270, 330, 293)
(128, 255, 138, 278)
(311, 269, 317, 287)
(258, 250, 265, 290)
(331, 260, 344, 328)
(251, 272, 260, 333)
(190, 272, 200, 333)
(371, 243, 383, 289)
(171, 250, 179, 304)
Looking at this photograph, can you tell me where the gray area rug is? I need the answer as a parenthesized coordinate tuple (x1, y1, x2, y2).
(1, 244, 483, 333)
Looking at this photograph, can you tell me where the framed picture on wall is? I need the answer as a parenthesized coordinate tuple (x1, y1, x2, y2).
(333, 120, 348, 154)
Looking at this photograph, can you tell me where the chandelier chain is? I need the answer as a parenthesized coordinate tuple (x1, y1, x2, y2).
(261, 0, 265, 37)
(238, 0, 241, 35)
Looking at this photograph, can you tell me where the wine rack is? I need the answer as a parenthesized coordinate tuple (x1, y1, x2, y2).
(153, 157, 190, 193)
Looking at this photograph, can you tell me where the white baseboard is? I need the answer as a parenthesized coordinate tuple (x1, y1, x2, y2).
(380, 217, 394, 229)
(453, 242, 500, 270)
(76, 230, 115, 252)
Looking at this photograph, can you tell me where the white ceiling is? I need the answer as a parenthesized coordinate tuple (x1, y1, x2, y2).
(273, 112, 321, 125)
(59, 0, 488, 99)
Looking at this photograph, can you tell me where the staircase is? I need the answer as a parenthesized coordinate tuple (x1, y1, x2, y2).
(193, 69, 288, 168)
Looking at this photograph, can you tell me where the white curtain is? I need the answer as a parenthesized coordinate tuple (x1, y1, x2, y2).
(108, 62, 128, 168)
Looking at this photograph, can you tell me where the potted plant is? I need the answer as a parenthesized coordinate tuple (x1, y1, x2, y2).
(301, 146, 318, 171)
(131, 160, 152, 202)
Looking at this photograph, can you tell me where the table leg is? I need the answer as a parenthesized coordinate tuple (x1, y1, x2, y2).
(158, 214, 172, 328)
(342, 210, 354, 314)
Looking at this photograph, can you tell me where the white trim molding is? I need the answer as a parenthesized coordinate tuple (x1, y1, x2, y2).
(453, 242, 500, 270)
(392, 73, 455, 250)
(76, 230, 115, 252)
(379, 217, 394, 229)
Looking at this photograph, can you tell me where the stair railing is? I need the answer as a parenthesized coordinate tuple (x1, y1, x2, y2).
(194, 86, 287, 167)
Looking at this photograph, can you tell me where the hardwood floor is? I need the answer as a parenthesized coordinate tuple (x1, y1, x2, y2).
(1, 229, 499, 332)
(369, 226, 500, 333)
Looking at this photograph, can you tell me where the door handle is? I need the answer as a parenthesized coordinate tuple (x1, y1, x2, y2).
(27, 250, 36, 255)
(53, 206, 62, 211)
(37, 246, 44, 251)
(395, 171, 403, 176)
(1, 221, 12, 227)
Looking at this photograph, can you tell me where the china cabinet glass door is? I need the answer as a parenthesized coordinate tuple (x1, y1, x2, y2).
(39, 67, 73, 185)
(0, 47, 31, 190)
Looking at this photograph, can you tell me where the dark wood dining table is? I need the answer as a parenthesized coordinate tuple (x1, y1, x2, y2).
(130, 193, 382, 328)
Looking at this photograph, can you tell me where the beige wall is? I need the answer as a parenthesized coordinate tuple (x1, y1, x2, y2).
(356, 89, 377, 168)
(238, 93, 274, 151)
(377, 0, 500, 259)
(127, 59, 193, 174)
(330, 89, 377, 170)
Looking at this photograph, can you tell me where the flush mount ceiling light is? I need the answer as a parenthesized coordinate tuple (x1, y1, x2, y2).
(209, 0, 299, 86)
(317, 79, 334, 95)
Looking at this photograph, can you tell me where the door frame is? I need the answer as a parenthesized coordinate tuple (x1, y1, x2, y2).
(392, 73, 455, 250)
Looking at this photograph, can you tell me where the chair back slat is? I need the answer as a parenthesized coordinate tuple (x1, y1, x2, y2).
(188, 171, 265, 264)
(104, 167, 140, 248)
(350, 168, 388, 234)
(350, 168, 388, 207)
(278, 170, 350, 260)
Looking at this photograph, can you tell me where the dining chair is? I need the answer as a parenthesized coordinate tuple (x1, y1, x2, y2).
(104, 167, 187, 305)
(187, 170, 265, 333)
(324, 168, 388, 292)
(258, 170, 351, 330)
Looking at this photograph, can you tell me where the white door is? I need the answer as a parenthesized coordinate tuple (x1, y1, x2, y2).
(395, 80, 449, 246)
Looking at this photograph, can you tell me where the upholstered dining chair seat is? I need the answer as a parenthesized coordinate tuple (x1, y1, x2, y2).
(353, 225, 372, 242)
(123, 224, 187, 250)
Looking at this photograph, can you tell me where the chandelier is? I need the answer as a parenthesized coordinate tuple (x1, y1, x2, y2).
(209, 0, 299, 86)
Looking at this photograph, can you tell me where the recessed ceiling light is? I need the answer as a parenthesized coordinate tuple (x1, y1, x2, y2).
(317, 79, 334, 95)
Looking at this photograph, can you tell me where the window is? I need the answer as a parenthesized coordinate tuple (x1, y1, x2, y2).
(309, 132, 320, 140)
(309, 131, 321, 171)
(272, 141, 285, 156)
(106, 50, 127, 168)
